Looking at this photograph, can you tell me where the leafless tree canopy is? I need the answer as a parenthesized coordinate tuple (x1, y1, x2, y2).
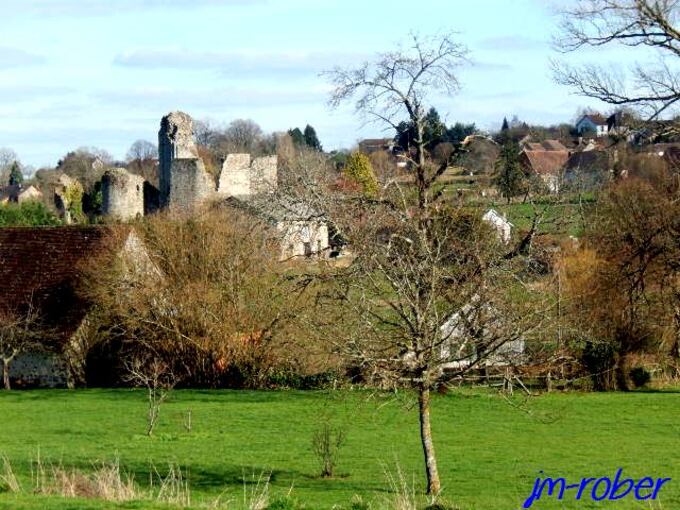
(325, 33, 469, 208)
(126, 140, 156, 162)
(326, 32, 468, 128)
(554, 0, 680, 120)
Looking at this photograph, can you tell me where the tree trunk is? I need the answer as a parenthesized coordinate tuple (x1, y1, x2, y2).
(2, 360, 10, 390)
(418, 385, 440, 495)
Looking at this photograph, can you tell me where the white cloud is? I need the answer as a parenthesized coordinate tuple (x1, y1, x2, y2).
(113, 49, 368, 76)
(0, 47, 47, 68)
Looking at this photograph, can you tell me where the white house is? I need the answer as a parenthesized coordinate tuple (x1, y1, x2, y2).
(575, 114, 609, 137)
(439, 299, 525, 371)
(482, 209, 513, 244)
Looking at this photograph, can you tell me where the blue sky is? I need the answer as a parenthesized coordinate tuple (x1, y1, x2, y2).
(1, 0, 617, 167)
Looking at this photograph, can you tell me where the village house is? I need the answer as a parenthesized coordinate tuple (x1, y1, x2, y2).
(358, 138, 395, 154)
(575, 113, 609, 137)
(225, 195, 330, 260)
(519, 141, 570, 193)
(439, 299, 526, 371)
(563, 150, 610, 189)
(0, 184, 43, 204)
(0, 226, 149, 388)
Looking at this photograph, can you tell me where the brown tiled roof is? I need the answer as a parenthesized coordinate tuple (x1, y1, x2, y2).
(541, 140, 568, 151)
(521, 150, 569, 176)
(565, 151, 609, 172)
(0, 226, 121, 346)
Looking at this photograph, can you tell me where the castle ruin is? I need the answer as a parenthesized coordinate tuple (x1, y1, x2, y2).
(102, 168, 144, 220)
(100, 111, 326, 258)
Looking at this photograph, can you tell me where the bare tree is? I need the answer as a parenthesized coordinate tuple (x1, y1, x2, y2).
(124, 355, 177, 436)
(322, 33, 543, 496)
(326, 32, 469, 209)
(126, 140, 156, 163)
(0, 303, 43, 390)
(213, 119, 264, 156)
(553, 1, 680, 125)
(0, 148, 18, 185)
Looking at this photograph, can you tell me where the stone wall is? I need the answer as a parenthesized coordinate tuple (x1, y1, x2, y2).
(167, 158, 215, 211)
(217, 153, 251, 196)
(277, 220, 329, 260)
(250, 156, 278, 194)
(102, 168, 145, 220)
(158, 111, 198, 207)
(2, 352, 68, 388)
(217, 154, 278, 197)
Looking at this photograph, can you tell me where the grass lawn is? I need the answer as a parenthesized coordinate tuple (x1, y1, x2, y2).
(0, 388, 678, 509)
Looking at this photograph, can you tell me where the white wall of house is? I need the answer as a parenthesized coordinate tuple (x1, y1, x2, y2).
(278, 220, 329, 260)
(576, 117, 609, 137)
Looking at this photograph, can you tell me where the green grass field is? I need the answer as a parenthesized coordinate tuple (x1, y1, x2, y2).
(0, 389, 678, 509)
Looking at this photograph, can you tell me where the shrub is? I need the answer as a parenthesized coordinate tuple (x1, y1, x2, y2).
(267, 496, 303, 510)
(312, 421, 347, 478)
(630, 366, 651, 388)
(581, 341, 617, 391)
(343, 152, 379, 198)
(0, 201, 60, 227)
(349, 495, 370, 510)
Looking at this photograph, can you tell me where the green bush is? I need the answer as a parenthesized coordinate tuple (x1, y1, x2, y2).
(0, 201, 61, 227)
(630, 366, 651, 388)
(265, 369, 342, 390)
(267, 496, 303, 510)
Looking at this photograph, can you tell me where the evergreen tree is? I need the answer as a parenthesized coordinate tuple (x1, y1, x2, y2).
(394, 107, 447, 151)
(8, 162, 23, 186)
(303, 124, 322, 151)
(501, 117, 510, 131)
(287, 127, 306, 147)
(422, 107, 447, 150)
(493, 141, 526, 203)
(343, 151, 379, 198)
(445, 122, 476, 145)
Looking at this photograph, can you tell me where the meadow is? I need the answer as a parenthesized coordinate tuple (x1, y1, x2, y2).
(0, 388, 677, 509)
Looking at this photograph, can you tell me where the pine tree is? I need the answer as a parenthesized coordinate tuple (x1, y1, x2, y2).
(343, 152, 379, 198)
(288, 127, 305, 147)
(303, 125, 322, 151)
(501, 117, 509, 131)
(8, 162, 23, 186)
(493, 141, 526, 203)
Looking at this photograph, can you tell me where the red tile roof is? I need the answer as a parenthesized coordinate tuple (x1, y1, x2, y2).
(521, 150, 569, 176)
(0, 226, 121, 346)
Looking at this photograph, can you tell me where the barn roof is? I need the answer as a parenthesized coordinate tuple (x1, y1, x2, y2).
(521, 150, 570, 176)
(0, 226, 123, 346)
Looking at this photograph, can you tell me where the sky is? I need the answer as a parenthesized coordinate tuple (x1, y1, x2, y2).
(0, 0, 626, 168)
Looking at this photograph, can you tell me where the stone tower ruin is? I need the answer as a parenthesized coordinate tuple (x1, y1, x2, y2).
(102, 168, 144, 220)
(158, 111, 200, 208)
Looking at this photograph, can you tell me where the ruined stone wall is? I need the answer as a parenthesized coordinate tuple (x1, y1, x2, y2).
(217, 154, 251, 196)
(2, 352, 68, 388)
(167, 158, 215, 211)
(158, 111, 198, 207)
(250, 156, 278, 194)
(102, 168, 144, 220)
(217, 154, 278, 197)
